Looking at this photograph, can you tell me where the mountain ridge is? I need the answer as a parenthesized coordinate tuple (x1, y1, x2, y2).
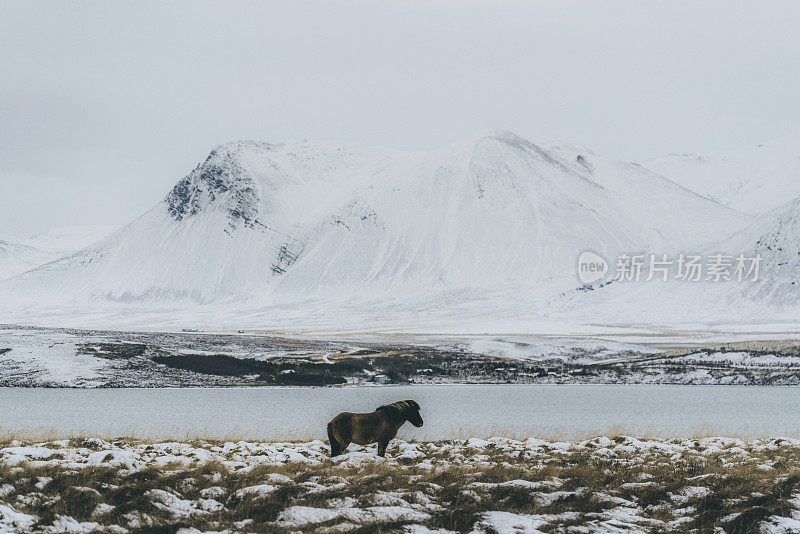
(0, 132, 751, 312)
(0, 226, 118, 281)
(647, 134, 800, 216)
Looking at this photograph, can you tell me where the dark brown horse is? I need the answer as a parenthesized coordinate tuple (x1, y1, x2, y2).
(327, 400, 423, 457)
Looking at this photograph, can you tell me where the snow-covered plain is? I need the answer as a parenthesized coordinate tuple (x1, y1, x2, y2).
(3, 435, 800, 532)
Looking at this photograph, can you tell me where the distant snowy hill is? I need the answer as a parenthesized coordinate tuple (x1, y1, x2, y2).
(719, 196, 800, 308)
(0, 236, 53, 281)
(0, 226, 117, 281)
(26, 226, 120, 256)
(567, 194, 800, 325)
(648, 135, 800, 216)
(0, 131, 749, 308)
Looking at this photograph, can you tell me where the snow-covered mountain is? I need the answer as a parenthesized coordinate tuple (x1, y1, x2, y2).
(566, 193, 800, 325)
(0, 131, 749, 308)
(0, 226, 117, 281)
(26, 226, 120, 256)
(717, 196, 800, 308)
(0, 236, 53, 281)
(648, 134, 800, 216)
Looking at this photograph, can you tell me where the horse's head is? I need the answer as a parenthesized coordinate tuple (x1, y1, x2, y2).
(381, 399, 423, 427)
(406, 402, 424, 427)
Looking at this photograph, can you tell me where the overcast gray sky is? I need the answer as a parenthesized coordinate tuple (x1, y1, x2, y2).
(2, 0, 800, 236)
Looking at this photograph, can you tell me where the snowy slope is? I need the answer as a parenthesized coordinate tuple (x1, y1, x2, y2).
(648, 134, 800, 216)
(0, 236, 53, 281)
(26, 225, 119, 255)
(717, 196, 800, 307)
(566, 194, 800, 324)
(0, 132, 749, 317)
(0, 226, 117, 281)
(544, 142, 749, 248)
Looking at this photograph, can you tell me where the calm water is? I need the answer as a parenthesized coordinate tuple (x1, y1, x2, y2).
(2, 385, 800, 440)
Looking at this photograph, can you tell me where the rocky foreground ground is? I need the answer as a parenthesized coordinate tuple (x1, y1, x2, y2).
(2, 436, 800, 532)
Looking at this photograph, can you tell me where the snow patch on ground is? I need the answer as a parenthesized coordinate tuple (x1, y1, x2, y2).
(2, 435, 800, 531)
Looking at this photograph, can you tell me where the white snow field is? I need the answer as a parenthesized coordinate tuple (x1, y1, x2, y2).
(3, 131, 787, 336)
(0, 226, 117, 281)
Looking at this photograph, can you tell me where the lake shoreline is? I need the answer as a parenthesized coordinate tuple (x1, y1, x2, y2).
(4, 325, 800, 387)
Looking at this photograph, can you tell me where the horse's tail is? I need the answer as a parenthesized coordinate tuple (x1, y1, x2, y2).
(327, 421, 341, 457)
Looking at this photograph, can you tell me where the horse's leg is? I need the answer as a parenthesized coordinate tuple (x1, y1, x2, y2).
(327, 423, 341, 457)
(377, 438, 389, 457)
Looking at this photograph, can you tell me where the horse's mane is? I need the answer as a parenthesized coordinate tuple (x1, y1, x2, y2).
(378, 400, 420, 416)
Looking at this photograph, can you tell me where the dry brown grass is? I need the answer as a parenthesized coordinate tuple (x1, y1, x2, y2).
(0, 427, 322, 446)
(3, 437, 800, 532)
